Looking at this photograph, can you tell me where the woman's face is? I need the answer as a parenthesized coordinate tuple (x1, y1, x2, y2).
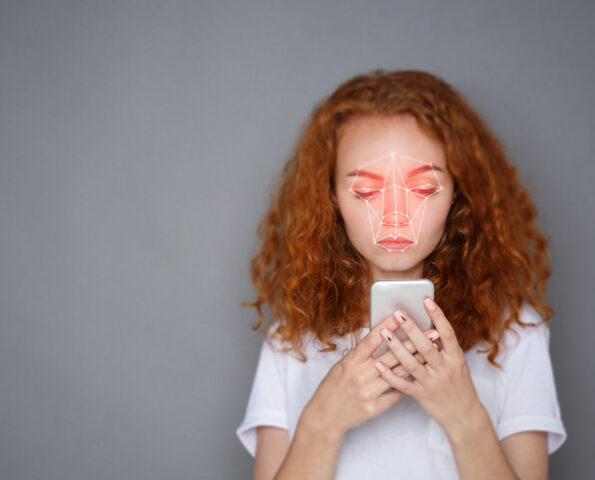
(334, 115, 455, 280)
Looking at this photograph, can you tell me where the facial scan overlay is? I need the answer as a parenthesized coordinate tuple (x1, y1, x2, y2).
(348, 152, 444, 252)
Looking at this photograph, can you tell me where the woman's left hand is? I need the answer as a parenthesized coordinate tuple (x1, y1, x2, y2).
(374, 297, 482, 433)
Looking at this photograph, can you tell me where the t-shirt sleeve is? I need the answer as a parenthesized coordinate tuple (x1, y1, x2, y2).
(236, 335, 288, 457)
(496, 309, 567, 454)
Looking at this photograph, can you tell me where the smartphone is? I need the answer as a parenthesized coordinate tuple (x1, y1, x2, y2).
(370, 279, 434, 358)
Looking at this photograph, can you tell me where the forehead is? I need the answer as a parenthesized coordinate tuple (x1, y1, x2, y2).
(336, 115, 446, 173)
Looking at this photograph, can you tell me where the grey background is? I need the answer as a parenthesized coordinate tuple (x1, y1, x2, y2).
(1, 0, 593, 478)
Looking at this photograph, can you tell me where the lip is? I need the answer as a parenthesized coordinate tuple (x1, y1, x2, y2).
(376, 236, 415, 251)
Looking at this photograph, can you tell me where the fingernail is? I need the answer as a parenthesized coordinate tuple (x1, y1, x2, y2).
(375, 361, 387, 373)
(394, 310, 407, 324)
(424, 297, 437, 312)
(426, 331, 439, 341)
(381, 328, 392, 342)
(432, 342, 439, 349)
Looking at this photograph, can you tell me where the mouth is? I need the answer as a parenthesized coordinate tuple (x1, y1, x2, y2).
(375, 235, 415, 252)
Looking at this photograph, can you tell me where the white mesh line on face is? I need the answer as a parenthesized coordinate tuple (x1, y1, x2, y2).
(367, 204, 382, 245)
(410, 199, 428, 243)
(348, 152, 444, 252)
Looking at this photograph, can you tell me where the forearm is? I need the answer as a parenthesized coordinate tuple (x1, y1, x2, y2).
(446, 402, 519, 480)
(274, 407, 344, 480)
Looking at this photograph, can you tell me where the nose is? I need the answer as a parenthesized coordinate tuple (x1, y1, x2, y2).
(382, 185, 409, 227)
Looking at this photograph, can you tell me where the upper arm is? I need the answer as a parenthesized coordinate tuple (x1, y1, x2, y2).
(500, 431, 548, 480)
(253, 426, 290, 480)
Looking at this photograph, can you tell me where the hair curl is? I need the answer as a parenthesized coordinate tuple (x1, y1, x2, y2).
(245, 70, 553, 367)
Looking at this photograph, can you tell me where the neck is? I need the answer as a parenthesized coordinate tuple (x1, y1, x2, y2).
(369, 264, 424, 282)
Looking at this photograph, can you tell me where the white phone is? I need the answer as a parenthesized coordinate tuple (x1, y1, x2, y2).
(370, 279, 434, 358)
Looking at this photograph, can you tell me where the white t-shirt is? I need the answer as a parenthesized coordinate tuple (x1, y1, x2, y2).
(236, 303, 567, 479)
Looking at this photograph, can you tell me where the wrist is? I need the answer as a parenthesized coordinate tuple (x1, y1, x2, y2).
(444, 401, 492, 447)
(299, 402, 346, 445)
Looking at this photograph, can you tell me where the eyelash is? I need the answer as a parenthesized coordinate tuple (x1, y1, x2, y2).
(352, 190, 381, 200)
(410, 186, 441, 197)
(351, 186, 441, 200)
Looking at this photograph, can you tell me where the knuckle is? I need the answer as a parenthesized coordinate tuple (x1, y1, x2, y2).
(363, 402, 376, 417)
(441, 330, 456, 343)
(351, 374, 365, 389)
(413, 352, 426, 365)
(363, 333, 377, 349)
(417, 344, 434, 358)
(379, 351, 398, 366)
(403, 340, 416, 353)
(448, 352, 466, 371)
(341, 356, 354, 370)
(336, 362, 351, 382)
(458, 355, 467, 367)
(408, 361, 423, 375)
(402, 361, 416, 375)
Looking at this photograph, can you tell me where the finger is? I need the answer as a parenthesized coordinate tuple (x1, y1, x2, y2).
(375, 340, 414, 368)
(353, 312, 399, 363)
(360, 348, 429, 386)
(358, 345, 427, 386)
(376, 349, 400, 368)
(391, 347, 439, 376)
(367, 376, 396, 397)
(376, 330, 439, 367)
(423, 297, 459, 354)
(394, 310, 442, 368)
(375, 360, 419, 396)
(404, 330, 440, 354)
(379, 327, 429, 382)
(413, 351, 426, 365)
(392, 362, 414, 378)
(361, 352, 422, 389)
(388, 346, 439, 381)
(374, 388, 405, 416)
(423, 329, 440, 342)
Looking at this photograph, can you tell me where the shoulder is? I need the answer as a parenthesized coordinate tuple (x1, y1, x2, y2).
(259, 320, 319, 367)
(505, 302, 549, 341)
(497, 302, 551, 364)
(263, 319, 351, 361)
(262, 319, 305, 353)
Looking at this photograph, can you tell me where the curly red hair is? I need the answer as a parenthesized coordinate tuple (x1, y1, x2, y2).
(245, 70, 553, 367)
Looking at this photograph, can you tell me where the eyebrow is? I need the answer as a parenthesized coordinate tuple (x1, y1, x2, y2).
(406, 164, 444, 178)
(346, 164, 444, 180)
(346, 169, 384, 181)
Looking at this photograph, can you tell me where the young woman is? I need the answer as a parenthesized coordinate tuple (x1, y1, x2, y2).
(236, 70, 566, 479)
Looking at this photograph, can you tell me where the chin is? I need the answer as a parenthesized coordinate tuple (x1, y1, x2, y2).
(369, 248, 424, 276)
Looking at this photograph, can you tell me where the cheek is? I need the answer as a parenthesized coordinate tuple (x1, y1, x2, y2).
(343, 207, 366, 231)
(422, 200, 452, 235)
(338, 198, 369, 235)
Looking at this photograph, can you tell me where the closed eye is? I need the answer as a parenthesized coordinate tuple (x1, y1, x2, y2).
(409, 185, 442, 198)
(350, 188, 381, 201)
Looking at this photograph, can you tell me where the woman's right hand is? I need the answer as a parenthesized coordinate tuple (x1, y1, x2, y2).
(300, 312, 439, 439)
(375, 326, 440, 378)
